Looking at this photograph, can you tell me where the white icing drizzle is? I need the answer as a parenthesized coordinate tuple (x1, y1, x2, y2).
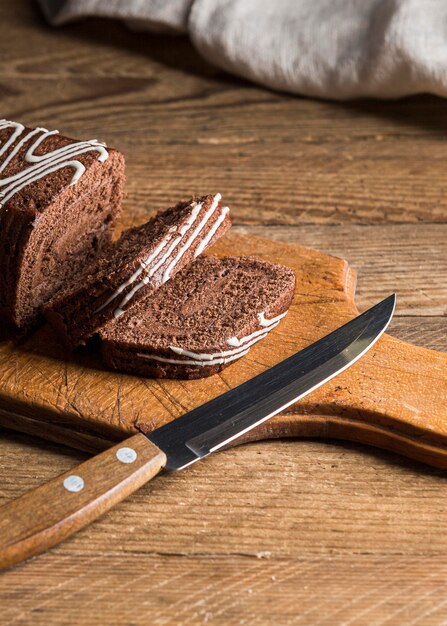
(194, 206, 229, 258)
(0, 127, 43, 174)
(227, 311, 287, 347)
(162, 193, 222, 283)
(135, 311, 288, 368)
(258, 310, 287, 327)
(96, 193, 226, 319)
(0, 120, 108, 207)
(137, 348, 250, 368)
(170, 330, 274, 360)
(112, 201, 205, 318)
(0, 120, 25, 157)
(94, 235, 174, 315)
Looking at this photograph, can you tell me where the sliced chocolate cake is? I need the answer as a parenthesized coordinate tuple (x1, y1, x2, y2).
(0, 119, 125, 330)
(99, 256, 295, 379)
(45, 194, 231, 349)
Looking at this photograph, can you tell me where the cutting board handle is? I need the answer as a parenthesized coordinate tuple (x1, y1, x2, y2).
(0, 434, 166, 570)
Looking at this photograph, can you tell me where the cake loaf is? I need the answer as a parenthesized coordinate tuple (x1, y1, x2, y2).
(45, 194, 231, 349)
(100, 255, 295, 379)
(0, 119, 125, 330)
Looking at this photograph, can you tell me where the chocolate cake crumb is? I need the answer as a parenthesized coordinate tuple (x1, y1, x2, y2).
(0, 119, 124, 330)
(44, 194, 231, 348)
(99, 255, 295, 379)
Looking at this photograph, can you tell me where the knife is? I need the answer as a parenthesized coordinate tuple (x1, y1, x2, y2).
(0, 294, 395, 569)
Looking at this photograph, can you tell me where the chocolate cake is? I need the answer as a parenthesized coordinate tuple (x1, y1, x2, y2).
(0, 119, 124, 329)
(45, 194, 231, 349)
(99, 256, 295, 379)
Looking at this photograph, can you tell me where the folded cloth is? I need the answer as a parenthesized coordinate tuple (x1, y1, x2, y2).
(38, 0, 447, 100)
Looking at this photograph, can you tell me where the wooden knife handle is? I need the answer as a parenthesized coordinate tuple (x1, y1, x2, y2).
(0, 433, 166, 570)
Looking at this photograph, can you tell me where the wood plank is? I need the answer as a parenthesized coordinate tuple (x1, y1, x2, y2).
(0, 3, 446, 226)
(0, 4, 216, 80)
(0, 3, 446, 623)
(0, 553, 446, 626)
(0, 80, 445, 227)
(389, 318, 447, 352)
(0, 552, 445, 626)
(236, 224, 447, 316)
(0, 433, 446, 558)
(0, 432, 446, 624)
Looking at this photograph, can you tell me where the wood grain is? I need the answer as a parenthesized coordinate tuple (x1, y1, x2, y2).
(0, 7, 447, 228)
(0, 2, 446, 624)
(236, 224, 447, 316)
(1, 553, 447, 626)
(2, 83, 446, 229)
(0, 432, 446, 625)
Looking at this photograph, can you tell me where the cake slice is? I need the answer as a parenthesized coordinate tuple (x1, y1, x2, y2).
(0, 119, 124, 330)
(99, 256, 295, 379)
(44, 194, 231, 349)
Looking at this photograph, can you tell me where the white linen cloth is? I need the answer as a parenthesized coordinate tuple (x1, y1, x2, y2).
(38, 0, 447, 100)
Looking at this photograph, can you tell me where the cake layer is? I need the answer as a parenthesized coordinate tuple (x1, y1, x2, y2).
(0, 119, 125, 329)
(45, 194, 231, 348)
(100, 255, 295, 379)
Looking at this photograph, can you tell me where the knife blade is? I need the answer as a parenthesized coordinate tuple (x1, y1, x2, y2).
(150, 293, 396, 470)
(0, 294, 395, 569)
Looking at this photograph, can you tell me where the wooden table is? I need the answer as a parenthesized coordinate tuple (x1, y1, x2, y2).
(0, 3, 446, 624)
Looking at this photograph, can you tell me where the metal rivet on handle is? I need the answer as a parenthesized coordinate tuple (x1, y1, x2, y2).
(63, 475, 84, 493)
(116, 447, 137, 464)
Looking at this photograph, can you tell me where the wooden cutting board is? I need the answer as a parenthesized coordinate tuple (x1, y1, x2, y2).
(0, 232, 446, 468)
